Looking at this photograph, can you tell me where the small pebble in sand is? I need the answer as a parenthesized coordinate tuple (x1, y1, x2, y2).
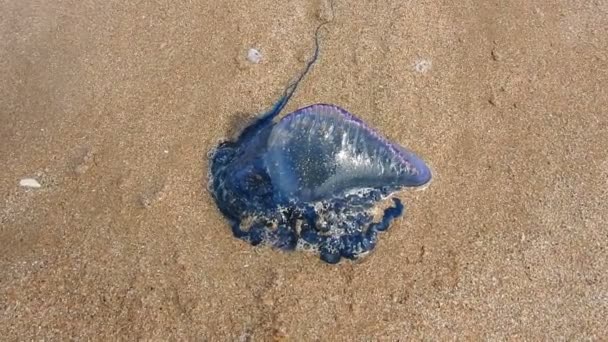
(489, 94, 498, 106)
(74, 147, 96, 175)
(247, 48, 262, 64)
(19, 178, 41, 188)
(139, 180, 167, 209)
(491, 48, 503, 61)
(413, 58, 432, 73)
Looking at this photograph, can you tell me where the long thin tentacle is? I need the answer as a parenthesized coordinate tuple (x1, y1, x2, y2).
(260, 22, 328, 122)
(238, 15, 333, 144)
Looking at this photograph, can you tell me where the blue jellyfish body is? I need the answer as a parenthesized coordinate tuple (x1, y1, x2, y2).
(208, 25, 431, 264)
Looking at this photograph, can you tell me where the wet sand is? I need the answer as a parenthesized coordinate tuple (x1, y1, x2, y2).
(1, 0, 607, 339)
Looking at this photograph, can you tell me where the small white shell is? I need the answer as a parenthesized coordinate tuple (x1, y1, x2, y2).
(413, 58, 432, 73)
(19, 178, 41, 188)
(247, 48, 262, 64)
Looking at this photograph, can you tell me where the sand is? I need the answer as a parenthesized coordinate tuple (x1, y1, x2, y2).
(1, 0, 607, 340)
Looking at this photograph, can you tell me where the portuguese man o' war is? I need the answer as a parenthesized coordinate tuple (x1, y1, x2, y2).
(208, 23, 432, 264)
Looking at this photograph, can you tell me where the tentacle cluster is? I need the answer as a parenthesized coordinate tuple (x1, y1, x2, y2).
(210, 143, 405, 263)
